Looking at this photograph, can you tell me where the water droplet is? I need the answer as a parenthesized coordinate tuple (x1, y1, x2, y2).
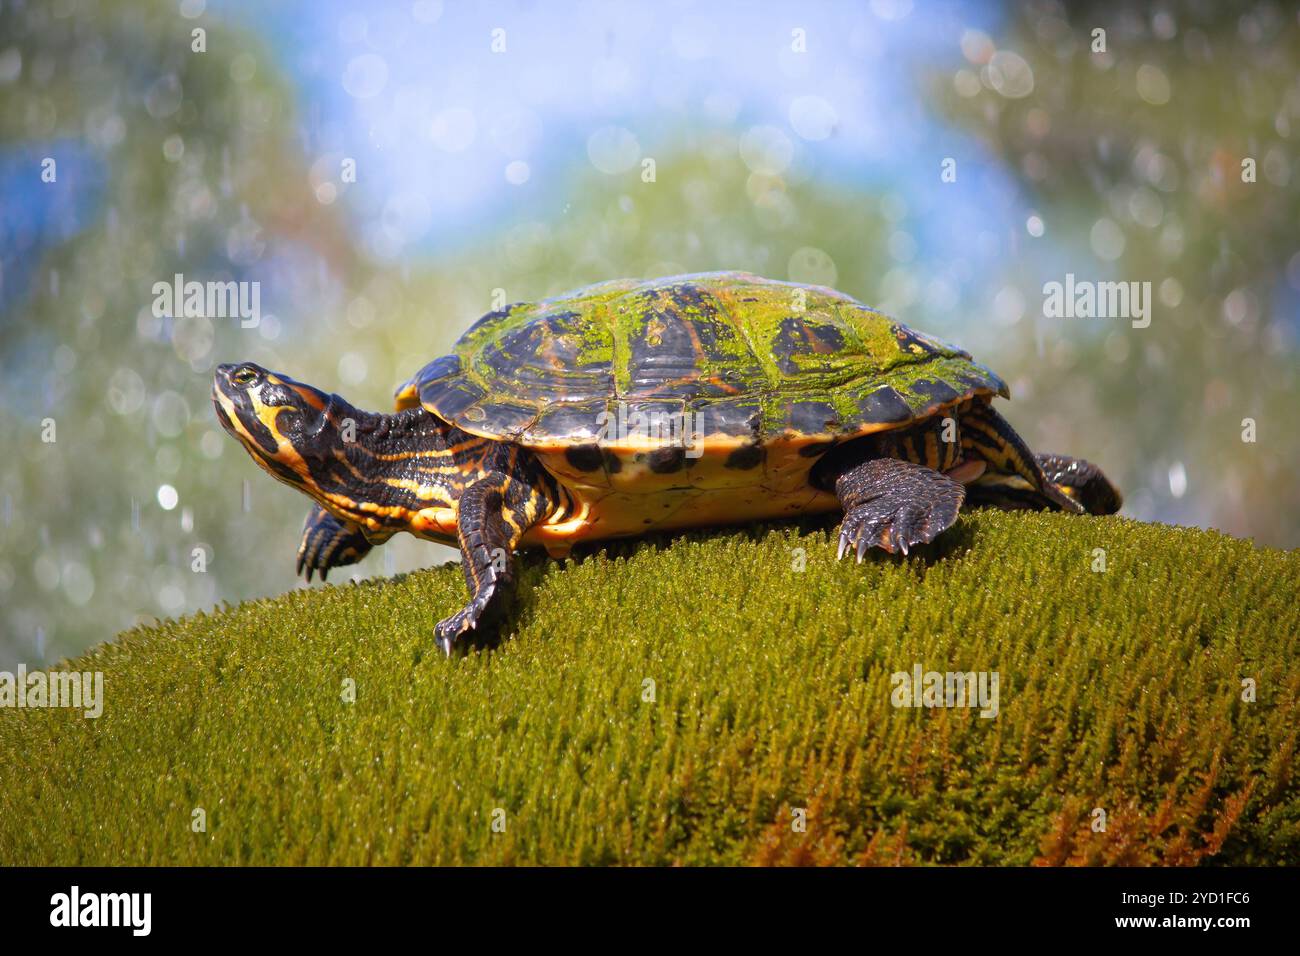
(587, 126, 640, 174)
(1090, 218, 1126, 261)
(157, 484, 179, 511)
(505, 160, 530, 185)
(1168, 462, 1187, 499)
(342, 54, 388, 99)
(987, 50, 1034, 98)
(788, 96, 837, 141)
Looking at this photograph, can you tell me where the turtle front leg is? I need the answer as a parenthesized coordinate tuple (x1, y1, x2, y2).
(437, 472, 530, 655)
(297, 505, 373, 582)
(834, 457, 965, 560)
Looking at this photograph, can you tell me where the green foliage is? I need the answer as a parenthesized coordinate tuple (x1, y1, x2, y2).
(1, 510, 1297, 866)
(935, 3, 1300, 550)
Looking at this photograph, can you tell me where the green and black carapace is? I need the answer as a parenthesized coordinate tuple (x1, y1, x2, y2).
(213, 272, 1121, 653)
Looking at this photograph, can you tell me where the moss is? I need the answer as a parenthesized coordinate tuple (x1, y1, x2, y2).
(1, 510, 1297, 866)
(438, 275, 998, 440)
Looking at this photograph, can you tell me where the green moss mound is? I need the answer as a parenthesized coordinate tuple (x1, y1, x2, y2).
(1, 511, 1297, 865)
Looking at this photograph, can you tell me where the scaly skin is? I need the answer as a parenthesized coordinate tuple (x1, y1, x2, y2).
(212, 362, 558, 653)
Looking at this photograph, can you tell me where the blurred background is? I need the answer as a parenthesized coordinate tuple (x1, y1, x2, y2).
(1, 0, 1297, 667)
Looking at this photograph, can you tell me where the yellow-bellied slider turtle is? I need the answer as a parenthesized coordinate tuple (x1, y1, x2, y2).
(213, 272, 1120, 653)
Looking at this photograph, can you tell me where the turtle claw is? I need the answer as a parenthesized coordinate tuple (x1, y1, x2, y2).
(834, 458, 965, 562)
(434, 612, 470, 656)
(434, 593, 494, 657)
(297, 505, 372, 582)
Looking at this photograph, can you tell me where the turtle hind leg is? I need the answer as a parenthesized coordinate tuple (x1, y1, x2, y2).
(297, 505, 373, 582)
(960, 402, 1083, 514)
(1036, 453, 1122, 515)
(834, 457, 965, 560)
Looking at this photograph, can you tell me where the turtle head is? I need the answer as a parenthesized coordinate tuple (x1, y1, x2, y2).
(212, 362, 345, 494)
(214, 361, 469, 541)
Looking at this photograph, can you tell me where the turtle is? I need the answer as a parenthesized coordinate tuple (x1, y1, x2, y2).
(213, 271, 1121, 653)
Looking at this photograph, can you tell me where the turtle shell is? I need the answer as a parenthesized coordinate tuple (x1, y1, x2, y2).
(398, 272, 1007, 451)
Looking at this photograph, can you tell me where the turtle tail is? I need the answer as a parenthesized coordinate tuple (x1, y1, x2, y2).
(959, 402, 1085, 514)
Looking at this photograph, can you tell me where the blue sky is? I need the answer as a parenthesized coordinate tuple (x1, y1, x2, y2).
(2, 0, 1047, 341)
(207, 0, 1020, 267)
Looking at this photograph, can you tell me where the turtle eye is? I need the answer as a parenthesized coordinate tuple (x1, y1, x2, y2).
(232, 366, 259, 386)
